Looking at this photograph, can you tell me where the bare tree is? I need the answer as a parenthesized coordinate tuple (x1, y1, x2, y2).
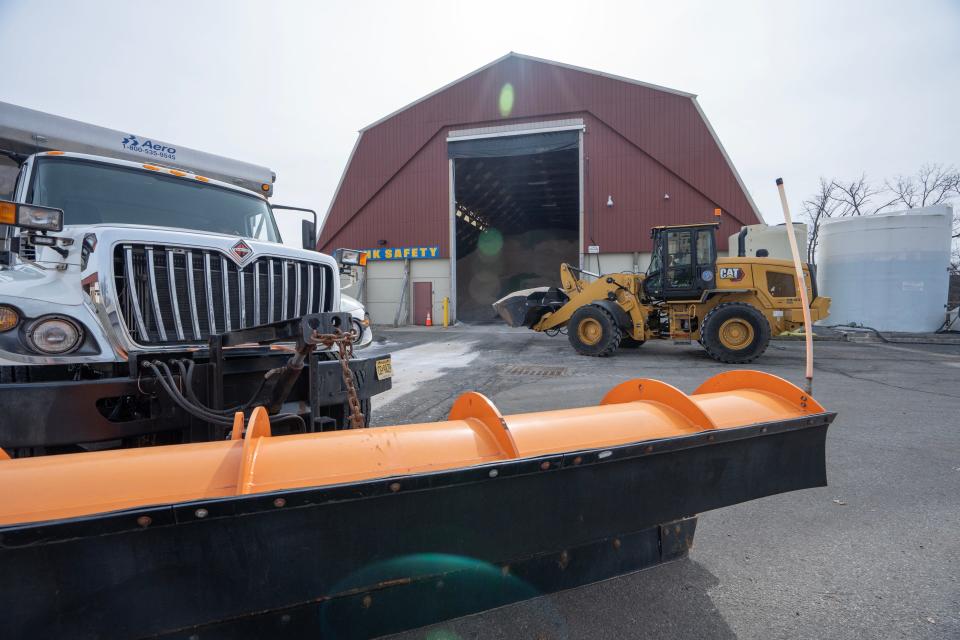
(886, 163, 960, 209)
(830, 173, 898, 216)
(803, 178, 841, 264)
(803, 165, 960, 265)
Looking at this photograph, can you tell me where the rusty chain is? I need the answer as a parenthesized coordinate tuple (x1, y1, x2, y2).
(312, 328, 366, 429)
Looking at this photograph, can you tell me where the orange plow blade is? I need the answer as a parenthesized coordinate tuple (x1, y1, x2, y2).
(1, 370, 823, 526)
(0, 370, 834, 639)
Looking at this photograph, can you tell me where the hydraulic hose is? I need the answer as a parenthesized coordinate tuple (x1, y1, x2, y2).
(153, 360, 306, 432)
(177, 359, 267, 416)
(142, 361, 234, 427)
(158, 360, 307, 431)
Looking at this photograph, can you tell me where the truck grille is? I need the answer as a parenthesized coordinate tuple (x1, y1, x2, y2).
(113, 244, 333, 346)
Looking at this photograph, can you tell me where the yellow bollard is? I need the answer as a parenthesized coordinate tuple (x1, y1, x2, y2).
(442, 296, 450, 328)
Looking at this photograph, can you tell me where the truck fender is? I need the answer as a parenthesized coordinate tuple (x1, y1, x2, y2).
(590, 299, 632, 330)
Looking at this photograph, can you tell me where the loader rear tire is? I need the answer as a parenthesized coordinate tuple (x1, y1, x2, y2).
(700, 302, 770, 364)
(568, 305, 622, 357)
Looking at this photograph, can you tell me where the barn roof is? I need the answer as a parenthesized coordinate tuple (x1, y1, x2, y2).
(320, 53, 762, 251)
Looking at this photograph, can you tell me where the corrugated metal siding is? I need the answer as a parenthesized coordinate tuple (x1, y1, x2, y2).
(320, 55, 759, 255)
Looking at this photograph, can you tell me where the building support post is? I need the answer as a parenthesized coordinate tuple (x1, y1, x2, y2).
(448, 158, 457, 325)
(394, 259, 411, 327)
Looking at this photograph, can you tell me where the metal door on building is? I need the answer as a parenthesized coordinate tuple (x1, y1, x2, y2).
(413, 281, 433, 325)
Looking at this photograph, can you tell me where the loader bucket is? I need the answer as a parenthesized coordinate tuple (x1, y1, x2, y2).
(0, 371, 833, 639)
(492, 286, 569, 327)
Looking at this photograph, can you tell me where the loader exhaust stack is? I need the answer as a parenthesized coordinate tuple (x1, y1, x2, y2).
(0, 370, 834, 639)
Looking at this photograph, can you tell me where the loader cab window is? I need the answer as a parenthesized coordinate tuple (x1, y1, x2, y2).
(645, 225, 717, 300)
(665, 230, 693, 290)
(766, 271, 797, 298)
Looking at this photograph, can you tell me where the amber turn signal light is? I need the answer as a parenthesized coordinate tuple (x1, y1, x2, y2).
(0, 306, 19, 332)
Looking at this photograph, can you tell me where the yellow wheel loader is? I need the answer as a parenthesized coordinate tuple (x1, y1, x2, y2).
(494, 223, 831, 363)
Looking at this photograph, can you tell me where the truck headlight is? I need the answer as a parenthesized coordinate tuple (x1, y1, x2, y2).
(0, 200, 64, 232)
(25, 316, 83, 354)
(0, 306, 19, 332)
(351, 317, 365, 338)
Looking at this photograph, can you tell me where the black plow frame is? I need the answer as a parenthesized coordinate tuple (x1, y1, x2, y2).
(0, 412, 835, 639)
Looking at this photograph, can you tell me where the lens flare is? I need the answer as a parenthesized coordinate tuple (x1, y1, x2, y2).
(477, 228, 503, 256)
(498, 83, 515, 117)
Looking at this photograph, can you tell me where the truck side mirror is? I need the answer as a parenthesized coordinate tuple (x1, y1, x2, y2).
(271, 205, 318, 251)
(301, 219, 316, 251)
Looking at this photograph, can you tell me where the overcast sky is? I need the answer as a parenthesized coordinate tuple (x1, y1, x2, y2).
(1, 0, 957, 246)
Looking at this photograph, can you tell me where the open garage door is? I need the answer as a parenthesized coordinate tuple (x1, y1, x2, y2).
(450, 131, 580, 322)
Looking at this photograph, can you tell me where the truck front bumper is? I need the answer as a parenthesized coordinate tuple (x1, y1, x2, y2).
(0, 353, 392, 450)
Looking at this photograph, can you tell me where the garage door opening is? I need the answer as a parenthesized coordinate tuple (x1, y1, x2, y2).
(451, 130, 580, 323)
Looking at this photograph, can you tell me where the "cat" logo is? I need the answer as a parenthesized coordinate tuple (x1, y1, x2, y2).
(719, 267, 745, 282)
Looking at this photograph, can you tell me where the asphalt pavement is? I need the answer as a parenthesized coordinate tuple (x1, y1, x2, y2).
(361, 325, 960, 640)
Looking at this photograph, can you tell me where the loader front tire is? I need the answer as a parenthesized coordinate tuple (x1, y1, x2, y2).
(700, 302, 771, 364)
(568, 305, 622, 357)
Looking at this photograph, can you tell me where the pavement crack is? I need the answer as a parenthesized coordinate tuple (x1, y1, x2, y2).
(816, 364, 960, 399)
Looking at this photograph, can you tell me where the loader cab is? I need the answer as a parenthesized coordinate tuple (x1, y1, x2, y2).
(644, 223, 718, 300)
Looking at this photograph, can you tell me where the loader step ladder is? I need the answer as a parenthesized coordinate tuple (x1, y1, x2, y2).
(670, 306, 695, 344)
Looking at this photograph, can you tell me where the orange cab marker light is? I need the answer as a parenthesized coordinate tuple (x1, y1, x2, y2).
(143, 164, 160, 171)
(261, 184, 270, 192)
(0, 201, 15, 225)
(46, 151, 65, 156)
(169, 169, 187, 177)
(714, 208, 722, 217)
(195, 175, 209, 182)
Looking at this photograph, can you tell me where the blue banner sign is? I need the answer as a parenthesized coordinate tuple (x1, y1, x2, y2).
(363, 246, 441, 260)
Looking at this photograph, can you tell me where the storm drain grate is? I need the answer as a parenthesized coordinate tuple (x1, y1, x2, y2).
(502, 365, 570, 377)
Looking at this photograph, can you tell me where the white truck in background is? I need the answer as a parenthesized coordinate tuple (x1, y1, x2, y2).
(0, 101, 387, 456)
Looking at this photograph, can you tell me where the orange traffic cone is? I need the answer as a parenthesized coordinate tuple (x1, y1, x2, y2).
(425, 311, 433, 327)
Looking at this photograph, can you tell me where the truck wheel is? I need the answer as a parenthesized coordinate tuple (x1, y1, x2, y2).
(568, 305, 622, 357)
(700, 302, 771, 364)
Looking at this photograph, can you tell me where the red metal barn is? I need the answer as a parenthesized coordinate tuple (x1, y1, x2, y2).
(319, 53, 761, 324)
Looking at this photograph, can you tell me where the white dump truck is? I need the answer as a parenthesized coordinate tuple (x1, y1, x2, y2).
(0, 102, 389, 456)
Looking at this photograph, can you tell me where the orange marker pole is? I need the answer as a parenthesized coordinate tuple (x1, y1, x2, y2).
(776, 177, 814, 395)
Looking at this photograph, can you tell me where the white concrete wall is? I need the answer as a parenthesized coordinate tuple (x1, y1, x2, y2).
(580, 252, 652, 277)
(411, 258, 451, 325)
(357, 259, 451, 325)
(364, 260, 405, 325)
(359, 253, 652, 325)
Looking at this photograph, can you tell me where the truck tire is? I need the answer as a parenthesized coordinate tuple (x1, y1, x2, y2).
(619, 337, 645, 348)
(700, 302, 771, 364)
(568, 305, 622, 357)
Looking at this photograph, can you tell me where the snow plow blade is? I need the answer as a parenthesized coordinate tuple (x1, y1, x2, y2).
(0, 371, 834, 639)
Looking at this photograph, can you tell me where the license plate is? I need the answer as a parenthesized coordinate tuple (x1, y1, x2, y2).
(375, 358, 393, 380)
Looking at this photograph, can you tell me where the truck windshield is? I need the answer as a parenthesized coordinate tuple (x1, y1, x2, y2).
(28, 157, 281, 242)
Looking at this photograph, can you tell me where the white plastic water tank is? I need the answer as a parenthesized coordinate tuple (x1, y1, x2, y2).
(816, 205, 953, 332)
(728, 223, 807, 259)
